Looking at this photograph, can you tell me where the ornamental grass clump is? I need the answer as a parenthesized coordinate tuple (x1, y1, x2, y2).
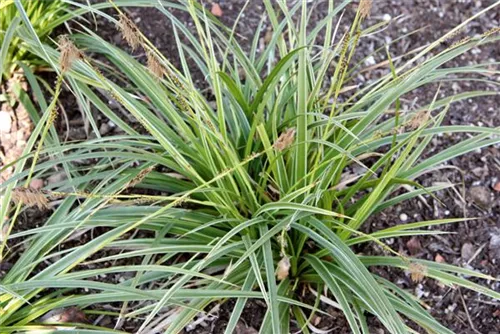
(0, 0, 67, 77)
(1, 1, 499, 333)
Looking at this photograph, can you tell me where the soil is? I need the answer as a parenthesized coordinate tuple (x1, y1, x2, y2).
(2, 0, 499, 333)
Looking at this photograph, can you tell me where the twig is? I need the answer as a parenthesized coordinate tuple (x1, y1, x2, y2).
(459, 288, 481, 334)
(466, 242, 487, 266)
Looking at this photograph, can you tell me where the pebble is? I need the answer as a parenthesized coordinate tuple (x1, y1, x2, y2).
(461, 242, 475, 262)
(493, 182, 500, 192)
(29, 178, 44, 190)
(435, 254, 446, 263)
(365, 55, 376, 66)
(399, 213, 408, 222)
(235, 322, 258, 334)
(211, 3, 223, 17)
(469, 186, 492, 209)
(0, 224, 8, 242)
(0, 111, 12, 133)
(415, 284, 428, 299)
(406, 236, 422, 255)
(489, 230, 500, 260)
(47, 172, 67, 184)
(99, 122, 111, 135)
(68, 128, 87, 140)
(382, 14, 391, 21)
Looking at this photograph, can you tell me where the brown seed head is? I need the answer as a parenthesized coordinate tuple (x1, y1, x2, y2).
(276, 256, 290, 281)
(359, 0, 372, 19)
(408, 110, 430, 130)
(58, 35, 82, 73)
(146, 52, 164, 79)
(408, 262, 427, 283)
(127, 165, 155, 188)
(274, 128, 296, 151)
(118, 13, 141, 50)
(11, 187, 49, 210)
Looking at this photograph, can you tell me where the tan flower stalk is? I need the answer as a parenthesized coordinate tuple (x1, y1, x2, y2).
(276, 256, 291, 280)
(11, 187, 49, 209)
(127, 165, 156, 188)
(408, 262, 427, 283)
(146, 51, 164, 79)
(408, 110, 430, 130)
(58, 35, 82, 73)
(359, 0, 372, 19)
(274, 128, 296, 151)
(118, 13, 141, 50)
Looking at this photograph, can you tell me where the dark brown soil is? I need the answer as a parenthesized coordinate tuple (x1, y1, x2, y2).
(5, 0, 499, 333)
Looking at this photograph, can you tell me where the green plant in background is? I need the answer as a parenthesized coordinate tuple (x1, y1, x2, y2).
(0, 0, 66, 79)
(1, 0, 500, 333)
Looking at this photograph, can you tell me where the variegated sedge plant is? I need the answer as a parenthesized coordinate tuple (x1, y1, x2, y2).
(1, 0, 499, 333)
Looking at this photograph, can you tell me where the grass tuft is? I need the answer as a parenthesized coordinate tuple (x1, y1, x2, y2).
(1, 1, 499, 333)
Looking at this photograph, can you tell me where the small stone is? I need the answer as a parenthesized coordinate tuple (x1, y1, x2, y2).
(211, 3, 223, 17)
(312, 315, 321, 326)
(47, 172, 67, 184)
(0, 224, 9, 242)
(365, 55, 376, 66)
(406, 237, 422, 255)
(235, 322, 258, 334)
(29, 179, 44, 190)
(489, 230, 500, 260)
(382, 14, 391, 21)
(435, 254, 446, 263)
(399, 213, 408, 222)
(99, 122, 111, 135)
(68, 128, 87, 140)
(0, 111, 12, 133)
(493, 182, 500, 192)
(461, 243, 475, 262)
(469, 186, 492, 209)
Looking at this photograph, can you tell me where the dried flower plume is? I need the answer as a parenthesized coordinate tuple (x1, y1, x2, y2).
(58, 35, 82, 73)
(359, 0, 372, 19)
(118, 13, 141, 50)
(408, 262, 427, 283)
(408, 110, 430, 130)
(11, 187, 49, 209)
(127, 165, 155, 188)
(146, 51, 164, 79)
(276, 256, 290, 281)
(274, 128, 296, 151)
